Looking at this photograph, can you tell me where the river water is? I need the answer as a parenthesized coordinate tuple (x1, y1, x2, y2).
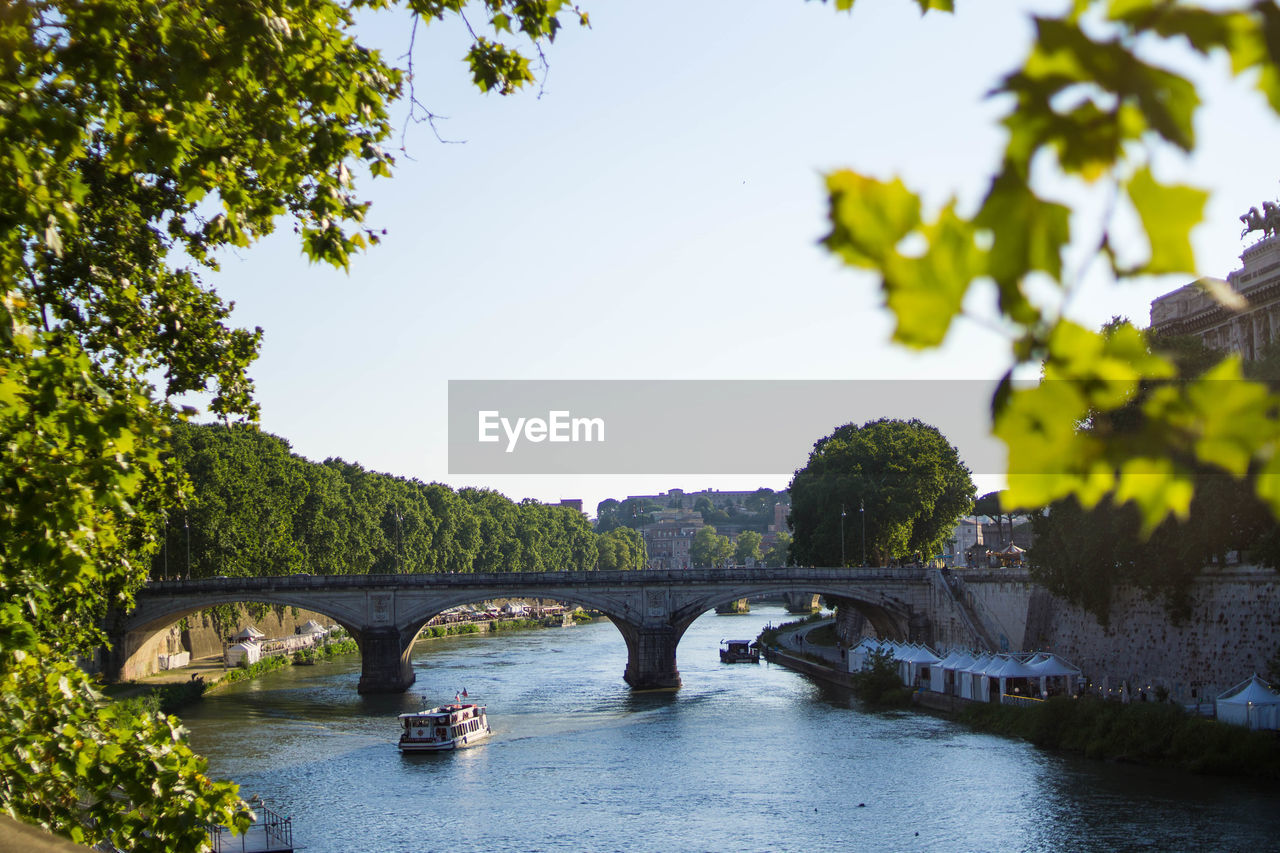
(181, 607, 1279, 853)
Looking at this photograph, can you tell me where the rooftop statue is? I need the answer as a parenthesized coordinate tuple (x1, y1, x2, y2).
(1240, 201, 1280, 239)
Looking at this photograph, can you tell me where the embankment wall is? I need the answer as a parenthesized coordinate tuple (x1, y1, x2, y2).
(1038, 566, 1278, 704)
(849, 567, 1278, 706)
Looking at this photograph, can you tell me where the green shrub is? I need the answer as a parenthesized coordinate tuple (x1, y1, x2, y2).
(850, 648, 910, 707)
(491, 618, 540, 632)
(221, 654, 291, 685)
(962, 697, 1280, 779)
(316, 638, 357, 658)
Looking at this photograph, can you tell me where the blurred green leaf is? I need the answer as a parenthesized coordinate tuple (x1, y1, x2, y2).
(1123, 167, 1208, 275)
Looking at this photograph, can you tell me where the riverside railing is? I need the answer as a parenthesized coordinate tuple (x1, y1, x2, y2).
(208, 803, 293, 853)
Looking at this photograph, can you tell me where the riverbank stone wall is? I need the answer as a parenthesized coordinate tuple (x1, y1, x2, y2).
(1039, 566, 1279, 704)
(839, 566, 1278, 705)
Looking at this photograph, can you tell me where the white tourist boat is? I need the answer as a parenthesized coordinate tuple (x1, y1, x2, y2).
(398, 703, 491, 752)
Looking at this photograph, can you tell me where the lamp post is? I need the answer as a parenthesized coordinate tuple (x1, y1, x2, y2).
(394, 508, 403, 572)
(840, 504, 847, 567)
(184, 516, 191, 579)
(860, 499, 866, 567)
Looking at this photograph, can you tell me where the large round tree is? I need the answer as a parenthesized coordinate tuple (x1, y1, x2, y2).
(788, 419, 974, 567)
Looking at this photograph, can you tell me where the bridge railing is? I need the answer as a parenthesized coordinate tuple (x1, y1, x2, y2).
(143, 565, 928, 592)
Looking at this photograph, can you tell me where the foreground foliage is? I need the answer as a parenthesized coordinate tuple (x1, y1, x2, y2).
(963, 697, 1280, 780)
(2, 0, 586, 846)
(1027, 330, 1280, 622)
(0, 653, 246, 848)
(823, 1, 1280, 533)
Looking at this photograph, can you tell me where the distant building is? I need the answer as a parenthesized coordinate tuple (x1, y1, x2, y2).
(556, 499, 584, 513)
(608, 487, 790, 568)
(1150, 233, 1280, 360)
(944, 516, 984, 567)
(769, 502, 789, 533)
(640, 511, 704, 570)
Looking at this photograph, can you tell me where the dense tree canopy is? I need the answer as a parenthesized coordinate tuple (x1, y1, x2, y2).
(1028, 480, 1280, 625)
(595, 496, 662, 533)
(764, 531, 793, 568)
(788, 419, 974, 567)
(161, 422, 608, 577)
(690, 526, 733, 569)
(596, 526, 647, 571)
(734, 530, 763, 566)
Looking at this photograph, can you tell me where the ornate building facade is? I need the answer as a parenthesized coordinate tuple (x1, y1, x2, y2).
(1149, 234, 1280, 359)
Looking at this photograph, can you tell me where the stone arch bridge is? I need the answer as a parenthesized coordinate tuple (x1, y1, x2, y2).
(108, 567, 932, 693)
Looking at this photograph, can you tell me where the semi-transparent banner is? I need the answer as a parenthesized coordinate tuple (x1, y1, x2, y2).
(448, 380, 1006, 476)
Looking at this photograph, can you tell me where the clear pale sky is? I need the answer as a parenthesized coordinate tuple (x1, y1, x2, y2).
(201, 0, 1280, 515)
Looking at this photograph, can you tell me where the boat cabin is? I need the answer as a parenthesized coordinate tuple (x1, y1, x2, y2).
(720, 640, 760, 664)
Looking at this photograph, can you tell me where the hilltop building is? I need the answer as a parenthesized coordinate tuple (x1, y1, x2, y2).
(624, 487, 788, 510)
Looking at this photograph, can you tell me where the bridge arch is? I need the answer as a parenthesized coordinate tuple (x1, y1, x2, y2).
(669, 583, 912, 641)
(107, 591, 366, 684)
(392, 587, 680, 693)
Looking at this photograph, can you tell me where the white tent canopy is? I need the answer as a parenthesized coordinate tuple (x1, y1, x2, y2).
(988, 657, 1039, 679)
(931, 649, 972, 694)
(1028, 654, 1080, 677)
(988, 656, 1040, 702)
(959, 654, 994, 700)
(1216, 675, 1280, 730)
(224, 641, 260, 668)
(897, 644, 941, 687)
(1027, 653, 1081, 698)
(230, 625, 264, 641)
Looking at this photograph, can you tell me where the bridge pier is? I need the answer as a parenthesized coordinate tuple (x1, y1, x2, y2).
(783, 592, 820, 614)
(355, 627, 416, 694)
(621, 625, 681, 691)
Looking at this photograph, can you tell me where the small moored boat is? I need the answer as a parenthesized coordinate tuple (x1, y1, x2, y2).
(398, 703, 490, 752)
(719, 639, 760, 664)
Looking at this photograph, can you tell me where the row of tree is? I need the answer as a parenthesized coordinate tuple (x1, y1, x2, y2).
(157, 423, 646, 577)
